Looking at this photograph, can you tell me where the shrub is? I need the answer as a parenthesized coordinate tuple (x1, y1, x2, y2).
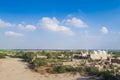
(53, 66, 67, 73)
(22, 52, 36, 63)
(76, 67, 86, 72)
(0, 53, 6, 59)
(86, 67, 99, 74)
(66, 66, 75, 72)
(34, 58, 46, 67)
(46, 53, 53, 59)
(99, 71, 114, 80)
(53, 66, 76, 73)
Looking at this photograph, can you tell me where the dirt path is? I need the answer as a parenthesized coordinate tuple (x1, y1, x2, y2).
(0, 57, 41, 80)
(0, 57, 86, 80)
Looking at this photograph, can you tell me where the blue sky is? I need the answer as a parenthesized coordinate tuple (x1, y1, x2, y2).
(0, 0, 120, 49)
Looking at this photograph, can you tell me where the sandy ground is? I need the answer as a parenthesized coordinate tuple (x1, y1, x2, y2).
(0, 57, 88, 80)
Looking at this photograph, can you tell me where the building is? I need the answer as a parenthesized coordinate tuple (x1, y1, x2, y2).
(90, 50, 111, 60)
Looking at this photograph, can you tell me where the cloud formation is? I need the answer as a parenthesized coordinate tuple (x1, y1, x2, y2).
(0, 19, 13, 28)
(63, 17, 87, 27)
(0, 17, 87, 36)
(39, 17, 75, 36)
(100, 27, 108, 34)
(5, 31, 23, 37)
(18, 24, 36, 31)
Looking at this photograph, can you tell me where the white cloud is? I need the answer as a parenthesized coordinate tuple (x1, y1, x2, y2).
(63, 17, 87, 27)
(0, 19, 13, 28)
(100, 27, 108, 34)
(25, 25, 36, 31)
(18, 24, 36, 31)
(39, 17, 75, 36)
(5, 31, 23, 37)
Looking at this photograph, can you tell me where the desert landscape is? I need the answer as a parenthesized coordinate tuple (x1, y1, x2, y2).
(0, 57, 87, 80)
(0, 49, 119, 80)
(0, 0, 120, 80)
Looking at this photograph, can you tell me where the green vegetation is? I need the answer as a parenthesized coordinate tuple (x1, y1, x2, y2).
(0, 53, 6, 59)
(53, 66, 75, 73)
(22, 52, 36, 63)
(53, 66, 67, 73)
(86, 67, 99, 74)
(99, 71, 114, 80)
(46, 53, 53, 59)
(34, 58, 47, 66)
(110, 50, 120, 57)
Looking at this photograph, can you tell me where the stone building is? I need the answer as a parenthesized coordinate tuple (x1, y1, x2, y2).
(90, 50, 111, 60)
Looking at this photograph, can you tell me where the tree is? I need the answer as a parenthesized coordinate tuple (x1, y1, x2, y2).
(46, 53, 53, 59)
(34, 58, 46, 66)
